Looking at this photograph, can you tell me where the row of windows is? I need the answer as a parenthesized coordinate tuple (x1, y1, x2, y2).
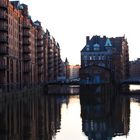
(86, 41, 113, 51)
(82, 55, 112, 61)
(86, 46, 100, 51)
(83, 61, 106, 67)
(82, 61, 113, 69)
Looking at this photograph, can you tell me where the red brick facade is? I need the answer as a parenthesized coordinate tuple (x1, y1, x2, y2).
(0, 0, 64, 92)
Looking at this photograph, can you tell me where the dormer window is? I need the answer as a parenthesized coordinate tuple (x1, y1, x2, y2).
(93, 43, 100, 51)
(86, 45, 90, 51)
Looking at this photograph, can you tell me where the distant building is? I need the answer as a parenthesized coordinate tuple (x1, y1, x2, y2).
(69, 65, 80, 79)
(64, 58, 70, 80)
(57, 59, 67, 81)
(80, 35, 129, 84)
(130, 58, 140, 77)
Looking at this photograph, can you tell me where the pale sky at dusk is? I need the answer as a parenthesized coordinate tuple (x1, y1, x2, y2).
(18, 0, 140, 65)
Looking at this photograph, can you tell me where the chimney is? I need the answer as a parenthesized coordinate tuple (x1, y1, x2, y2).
(86, 36, 90, 44)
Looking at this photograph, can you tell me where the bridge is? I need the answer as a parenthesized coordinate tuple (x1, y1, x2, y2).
(44, 79, 80, 86)
(121, 77, 140, 84)
(44, 76, 140, 86)
(44, 80, 113, 87)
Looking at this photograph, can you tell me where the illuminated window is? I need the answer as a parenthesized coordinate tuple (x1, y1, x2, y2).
(89, 56, 92, 60)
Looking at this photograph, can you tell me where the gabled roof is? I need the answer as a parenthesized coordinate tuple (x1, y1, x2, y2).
(34, 20, 41, 26)
(105, 38, 112, 47)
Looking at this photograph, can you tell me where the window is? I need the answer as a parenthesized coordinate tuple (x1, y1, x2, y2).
(84, 61, 87, 66)
(94, 47, 100, 51)
(86, 45, 90, 51)
(89, 56, 92, 60)
(93, 55, 96, 60)
(98, 63, 105, 67)
(93, 43, 100, 51)
(98, 56, 101, 60)
(84, 55, 87, 60)
(102, 55, 105, 60)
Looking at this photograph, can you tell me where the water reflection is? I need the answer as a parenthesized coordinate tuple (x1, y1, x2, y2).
(0, 84, 138, 140)
(0, 94, 70, 140)
(129, 85, 140, 95)
(80, 85, 130, 140)
(47, 85, 80, 94)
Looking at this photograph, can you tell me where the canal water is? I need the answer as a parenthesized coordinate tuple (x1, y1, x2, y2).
(0, 85, 140, 140)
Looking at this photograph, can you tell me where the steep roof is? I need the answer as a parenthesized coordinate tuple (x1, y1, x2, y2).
(81, 35, 125, 52)
(10, 1, 20, 9)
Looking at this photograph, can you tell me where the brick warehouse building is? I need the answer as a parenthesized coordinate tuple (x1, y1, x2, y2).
(0, 0, 64, 92)
(80, 35, 129, 84)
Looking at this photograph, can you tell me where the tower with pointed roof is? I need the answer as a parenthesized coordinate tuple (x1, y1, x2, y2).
(64, 58, 70, 80)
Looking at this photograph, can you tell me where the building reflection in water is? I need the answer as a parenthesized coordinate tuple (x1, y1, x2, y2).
(80, 84, 130, 140)
(0, 94, 70, 140)
(0, 84, 131, 140)
(47, 85, 80, 94)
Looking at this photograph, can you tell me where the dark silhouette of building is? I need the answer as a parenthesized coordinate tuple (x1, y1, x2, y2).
(130, 58, 140, 78)
(0, 92, 72, 140)
(64, 57, 70, 80)
(80, 35, 129, 84)
(80, 85, 130, 140)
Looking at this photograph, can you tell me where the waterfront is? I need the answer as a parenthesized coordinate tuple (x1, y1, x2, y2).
(0, 85, 140, 140)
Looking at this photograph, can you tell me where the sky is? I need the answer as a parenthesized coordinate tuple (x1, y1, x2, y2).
(18, 0, 140, 65)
